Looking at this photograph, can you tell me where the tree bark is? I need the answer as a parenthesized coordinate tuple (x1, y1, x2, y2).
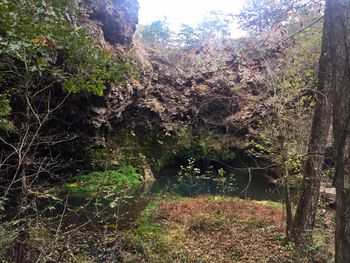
(277, 135, 293, 237)
(328, 0, 350, 262)
(15, 165, 29, 263)
(284, 169, 293, 237)
(292, 0, 332, 246)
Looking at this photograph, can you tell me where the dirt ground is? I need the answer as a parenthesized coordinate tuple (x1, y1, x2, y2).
(123, 196, 335, 263)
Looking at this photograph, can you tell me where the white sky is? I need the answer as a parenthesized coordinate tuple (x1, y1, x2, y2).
(138, 0, 247, 37)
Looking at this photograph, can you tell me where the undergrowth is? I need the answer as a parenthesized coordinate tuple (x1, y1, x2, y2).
(123, 196, 333, 263)
(67, 165, 141, 193)
(125, 195, 187, 262)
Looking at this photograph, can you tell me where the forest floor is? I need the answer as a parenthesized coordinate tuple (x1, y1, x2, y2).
(121, 196, 335, 263)
(15, 195, 334, 262)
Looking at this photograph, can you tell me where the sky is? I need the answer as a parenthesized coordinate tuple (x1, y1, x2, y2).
(138, 0, 247, 37)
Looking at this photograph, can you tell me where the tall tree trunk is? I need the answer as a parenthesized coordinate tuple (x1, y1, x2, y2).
(284, 168, 293, 237)
(328, 0, 350, 262)
(292, 0, 332, 246)
(16, 165, 29, 263)
(278, 136, 293, 237)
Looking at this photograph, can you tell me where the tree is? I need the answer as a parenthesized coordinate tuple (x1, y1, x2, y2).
(327, 0, 350, 261)
(0, 96, 12, 131)
(292, 0, 332, 247)
(0, 0, 132, 261)
(238, 0, 322, 35)
(178, 24, 199, 47)
(196, 11, 231, 40)
(238, 0, 325, 240)
(140, 19, 172, 46)
(246, 27, 320, 236)
(137, 12, 233, 51)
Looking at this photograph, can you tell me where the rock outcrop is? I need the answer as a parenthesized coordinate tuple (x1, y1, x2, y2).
(69, 0, 282, 150)
(125, 39, 280, 137)
(62, 0, 141, 148)
(78, 0, 139, 50)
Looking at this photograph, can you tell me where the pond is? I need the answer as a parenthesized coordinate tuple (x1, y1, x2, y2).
(47, 169, 279, 231)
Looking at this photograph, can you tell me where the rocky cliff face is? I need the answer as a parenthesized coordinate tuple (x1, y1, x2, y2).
(125, 39, 280, 138)
(78, 0, 139, 50)
(72, 0, 281, 150)
(63, 0, 141, 147)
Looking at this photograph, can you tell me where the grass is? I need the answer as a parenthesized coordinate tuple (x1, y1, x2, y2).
(67, 165, 141, 193)
(254, 200, 284, 209)
(123, 196, 334, 263)
(125, 195, 188, 262)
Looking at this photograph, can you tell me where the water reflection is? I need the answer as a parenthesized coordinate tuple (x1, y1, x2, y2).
(50, 172, 277, 231)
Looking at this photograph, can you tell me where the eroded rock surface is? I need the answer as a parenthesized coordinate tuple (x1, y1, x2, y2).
(70, 0, 282, 150)
(63, 0, 141, 148)
(79, 0, 139, 49)
(126, 39, 281, 137)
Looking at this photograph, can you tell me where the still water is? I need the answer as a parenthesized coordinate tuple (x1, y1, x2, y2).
(49, 171, 278, 231)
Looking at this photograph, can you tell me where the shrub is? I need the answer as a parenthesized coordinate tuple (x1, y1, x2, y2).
(68, 165, 141, 193)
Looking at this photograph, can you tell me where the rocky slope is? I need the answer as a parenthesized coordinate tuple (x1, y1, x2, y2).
(61, 0, 141, 148)
(126, 38, 281, 137)
(71, 0, 283, 152)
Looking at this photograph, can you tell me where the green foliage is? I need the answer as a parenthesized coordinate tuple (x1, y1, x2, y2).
(138, 11, 232, 50)
(170, 11, 232, 47)
(132, 199, 164, 238)
(68, 166, 141, 193)
(125, 196, 187, 262)
(0, 0, 132, 98)
(281, 24, 322, 99)
(306, 228, 333, 262)
(216, 168, 237, 195)
(238, 0, 289, 34)
(246, 26, 321, 189)
(177, 158, 237, 196)
(176, 130, 237, 163)
(124, 196, 308, 262)
(0, 222, 16, 248)
(125, 198, 167, 259)
(237, 0, 322, 35)
(178, 158, 201, 178)
(85, 129, 152, 172)
(255, 200, 284, 209)
(196, 11, 231, 40)
(0, 96, 12, 131)
(88, 147, 119, 171)
(140, 19, 171, 47)
(178, 24, 199, 46)
(248, 121, 307, 189)
(101, 129, 179, 172)
(177, 158, 202, 196)
(95, 128, 241, 175)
